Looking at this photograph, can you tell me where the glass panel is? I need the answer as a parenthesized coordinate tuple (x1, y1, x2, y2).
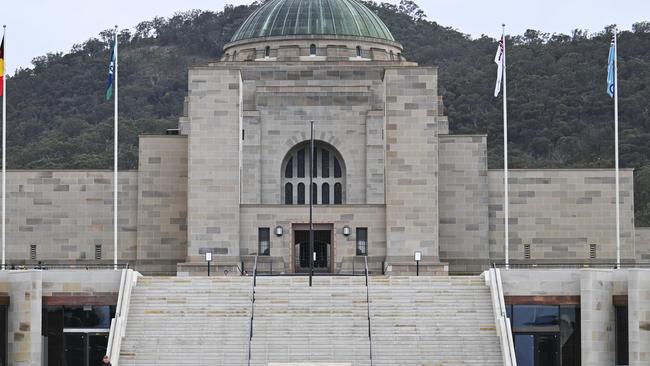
(89, 334, 109, 366)
(560, 305, 581, 366)
(312, 183, 318, 204)
(285, 157, 293, 178)
(356, 228, 368, 256)
(285, 183, 293, 205)
(297, 183, 305, 205)
(537, 334, 559, 366)
(513, 305, 559, 328)
(515, 334, 534, 366)
(64, 306, 113, 329)
(334, 183, 342, 204)
(616, 306, 629, 365)
(265, 46, 270, 57)
(310, 44, 316, 55)
(322, 183, 330, 205)
(334, 157, 342, 178)
(297, 149, 305, 178)
(0, 306, 6, 366)
(44, 306, 64, 366)
(64, 333, 86, 366)
(321, 149, 330, 178)
(259, 228, 270, 256)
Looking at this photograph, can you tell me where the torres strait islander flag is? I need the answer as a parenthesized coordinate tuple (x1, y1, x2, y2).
(0, 35, 4, 97)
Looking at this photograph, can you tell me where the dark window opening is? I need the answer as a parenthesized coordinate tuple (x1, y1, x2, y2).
(356, 46, 362, 57)
(297, 149, 305, 178)
(297, 183, 305, 204)
(285, 183, 293, 205)
(322, 183, 330, 204)
(311, 146, 317, 178)
(285, 157, 293, 178)
(321, 149, 330, 178)
(310, 44, 317, 55)
(334, 157, 342, 178)
(334, 183, 342, 204)
(258, 228, 270, 256)
(312, 183, 318, 204)
(265, 46, 271, 57)
(356, 228, 368, 256)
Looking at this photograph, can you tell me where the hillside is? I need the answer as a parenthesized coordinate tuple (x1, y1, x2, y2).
(2, 0, 650, 225)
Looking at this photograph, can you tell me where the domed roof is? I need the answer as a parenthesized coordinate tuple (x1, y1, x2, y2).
(231, 0, 395, 43)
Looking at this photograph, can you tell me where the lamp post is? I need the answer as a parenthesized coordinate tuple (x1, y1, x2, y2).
(414, 251, 422, 276)
(205, 252, 212, 277)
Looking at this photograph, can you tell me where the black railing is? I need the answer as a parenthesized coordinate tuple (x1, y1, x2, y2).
(364, 256, 373, 366)
(247, 256, 258, 366)
(492, 261, 650, 269)
(3, 262, 129, 270)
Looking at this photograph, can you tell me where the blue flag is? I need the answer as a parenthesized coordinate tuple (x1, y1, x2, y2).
(105, 42, 116, 100)
(607, 35, 615, 98)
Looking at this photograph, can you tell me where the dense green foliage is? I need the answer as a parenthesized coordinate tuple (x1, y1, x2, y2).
(3, 1, 650, 225)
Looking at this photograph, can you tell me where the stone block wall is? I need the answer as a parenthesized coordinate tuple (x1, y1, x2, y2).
(239, 204, 385, 273)
(6, 171, 138, 265)
(439, 135, 489, 273)
(186, 67, 242, 263)
(137, 136, 188, 275)
(580, 270, 616, 365)
(488, 169, 635, 263)
(384, 67, 439, 265)
(239, 64, 385, 206)
(635, 227, 650, 262)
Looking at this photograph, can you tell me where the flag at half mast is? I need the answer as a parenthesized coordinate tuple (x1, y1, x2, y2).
(494, 35, 505, 97)
(607, 35, 616, 97)
(105, 40, 116, 100)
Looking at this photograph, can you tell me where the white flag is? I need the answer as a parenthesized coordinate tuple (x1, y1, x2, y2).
(494, 36, 505, 97)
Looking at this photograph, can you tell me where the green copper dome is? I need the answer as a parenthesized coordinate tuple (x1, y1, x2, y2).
(231, 0, 395, 43)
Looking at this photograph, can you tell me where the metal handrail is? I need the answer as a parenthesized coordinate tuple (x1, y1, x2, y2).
(364, 256, 373, 366)
(495, 268, 516, 365)
(486, 268, 516, 366)
(247, 256, 258, 366)
(492, 261, 650, 269)
(106, 269, 140, 366)
(4, 262, 129, 270)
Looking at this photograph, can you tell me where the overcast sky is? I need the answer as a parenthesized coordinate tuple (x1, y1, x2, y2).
(2, 0, 648, 75)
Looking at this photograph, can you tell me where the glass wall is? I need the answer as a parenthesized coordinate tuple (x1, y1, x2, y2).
(615, 306, 629, 365)
(42, 305, 115, 366)
(0, 305, 6, 366)
(507, 304, 580, 366)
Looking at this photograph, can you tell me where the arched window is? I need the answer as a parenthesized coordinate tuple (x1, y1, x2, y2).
(265, 46, 271, 58)
(322, 183, 330, 204)
(285, 183, 293, 204)
(281, 141, 346, 205)
(297, 183, 305, 204)
(233, 51, 237, 61)
(310, 44, 317, 56)
(334, 183, 342, 204)
(389, 51, 394, 60)
(356, 46, 362, 57)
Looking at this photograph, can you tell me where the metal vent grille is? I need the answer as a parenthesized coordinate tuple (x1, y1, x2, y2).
(524, 244, 531, 260)
(589, 244, 597, 259)
(95, 244, 102, 260)
(30, 244, 37, 260)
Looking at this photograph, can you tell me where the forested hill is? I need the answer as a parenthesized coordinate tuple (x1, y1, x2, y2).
(3, 0, 650, 225)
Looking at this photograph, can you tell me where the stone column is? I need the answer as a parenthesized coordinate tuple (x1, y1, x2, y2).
(182, 67, 243, 274)
(580, 270, 615, 365)
(7, 270, 42, 366)
(628, 269, 650, 365)
(383, 66, 444, 275)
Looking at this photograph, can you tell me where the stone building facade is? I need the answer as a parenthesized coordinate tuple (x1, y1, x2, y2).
(1, 0, 649, 275)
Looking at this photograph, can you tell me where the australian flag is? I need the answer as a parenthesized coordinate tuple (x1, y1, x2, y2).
(607, 35, 615, 98)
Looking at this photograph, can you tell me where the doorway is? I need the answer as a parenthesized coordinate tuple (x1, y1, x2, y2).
(63, 332, 108, 366)
(294, 229, 331, 273)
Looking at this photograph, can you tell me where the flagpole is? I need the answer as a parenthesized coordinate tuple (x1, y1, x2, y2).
(1, 25, 6, 271)
(614, 28, 621, 269)
(113, 26, 118, 271)
(502, 24, 510, 269)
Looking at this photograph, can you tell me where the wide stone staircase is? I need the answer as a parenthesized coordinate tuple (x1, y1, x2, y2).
(117, 275, 502, 366)
(119, 276, 253, 366)
(249, 276, 371, 366)
(370, 276, 503, 365)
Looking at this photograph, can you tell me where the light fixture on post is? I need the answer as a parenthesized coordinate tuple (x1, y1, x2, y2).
(342, 225, 351, 236)
(275, 225, 283, 237)
(205, 252, 213, 277)
(414, 251, 422, 276)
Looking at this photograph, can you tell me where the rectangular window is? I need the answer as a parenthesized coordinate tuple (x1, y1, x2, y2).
(297, 149, 305, 178)
(560, 305, 581, 365)
(321, 149, 330, 178)
(356, 228, 368, 256)
(258, 228, 270, 256)
(513, 305, 560, 329)
(616, 306, 629, 365)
